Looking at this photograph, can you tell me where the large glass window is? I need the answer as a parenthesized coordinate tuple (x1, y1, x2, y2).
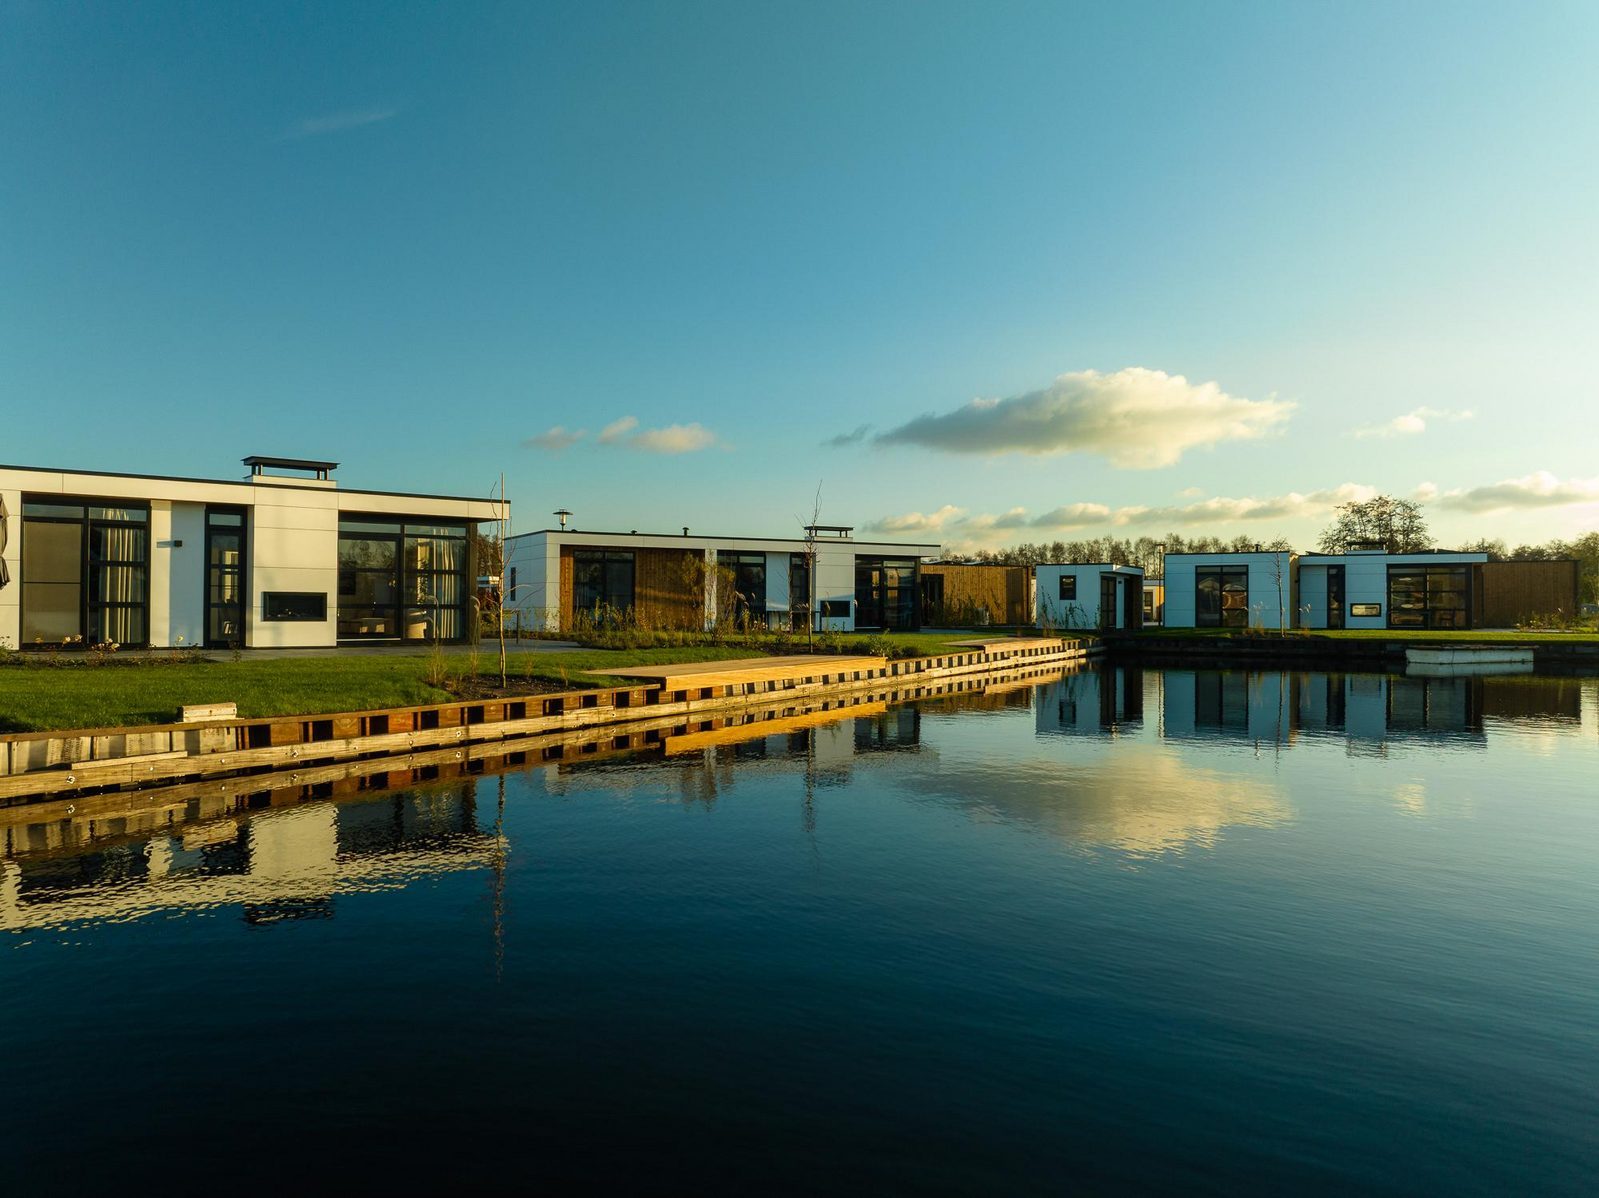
(338, 517, 469, 641)
(1327, 565, 1345, 629)
(1196, 565, 1249, 628)
(572, 550, 634, 623)
(855, 557, 918, 630)
(721, 552, 767, 624)
(1388, 565, 1470, 630)
(406, 529, 467, 640)
(20, 498, 149, 647)
(788, 554, 810, 631)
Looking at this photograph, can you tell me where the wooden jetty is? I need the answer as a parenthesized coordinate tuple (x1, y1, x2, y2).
(0, 637, 1090, 803)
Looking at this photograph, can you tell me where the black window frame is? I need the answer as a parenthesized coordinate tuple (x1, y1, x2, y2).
(1387, 564, 1471, 630)
(1059, 574, 1077, 601)
(720, 551, 768, 622)
(205, 505, 248, 647)
(788, 553, 811, 630)
(337, 516, 471, 642)
(1196, 564, 1249, 629)
(1326, 564, 1345, 629)
(19, 496, 151, 648)
(571, 549, 635, 624)
(855, 556, 919, 630)
(263, 592, 328, 621)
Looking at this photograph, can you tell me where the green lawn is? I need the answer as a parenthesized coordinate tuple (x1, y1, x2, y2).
(0, 633, 1034, 733)
(0, 646, 757, 733)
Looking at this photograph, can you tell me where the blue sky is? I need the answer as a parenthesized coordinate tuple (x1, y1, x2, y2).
(4, 1, 1596, 549)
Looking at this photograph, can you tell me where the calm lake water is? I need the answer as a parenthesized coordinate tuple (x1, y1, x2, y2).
(4, 666, 1597, 1194)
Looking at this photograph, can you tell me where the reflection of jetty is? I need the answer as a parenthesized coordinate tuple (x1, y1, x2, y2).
(2, 658, 1068, 864)
(0, 638, 1085, 802)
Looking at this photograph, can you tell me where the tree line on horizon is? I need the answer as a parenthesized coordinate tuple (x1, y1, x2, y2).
(944, 495, 1599, 606)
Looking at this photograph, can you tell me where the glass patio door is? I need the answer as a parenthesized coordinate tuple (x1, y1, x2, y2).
(205, 508, 246, 647)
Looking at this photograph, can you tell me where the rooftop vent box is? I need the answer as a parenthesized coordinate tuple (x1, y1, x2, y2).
(243, 456, 339, 488)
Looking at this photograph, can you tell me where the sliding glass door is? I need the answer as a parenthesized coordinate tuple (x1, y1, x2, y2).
(20, 499, 150, 647)
(339, 517, 470, 641)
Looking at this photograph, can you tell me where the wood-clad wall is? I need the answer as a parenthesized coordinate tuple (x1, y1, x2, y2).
(636, 548, 705, 628)
(559, 546, 705, 630)
(1478, 560, 1580, 627)
(921, 565, 1031, 626)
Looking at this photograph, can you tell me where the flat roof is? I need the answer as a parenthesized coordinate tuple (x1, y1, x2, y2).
(509, 528, 938, 547)
(1038, 561, 1144, 570)
(0, 461, 499, 507)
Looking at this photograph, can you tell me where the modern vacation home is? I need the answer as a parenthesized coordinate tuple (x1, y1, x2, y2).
(1035, 563, 1145, 631)
(0, 457, 505, 650)
(1160, 551, 1297, 631)
(503, 524, 941, 633)
(1160, 548, 1579, 631)
(1296, 550, 1487, 629)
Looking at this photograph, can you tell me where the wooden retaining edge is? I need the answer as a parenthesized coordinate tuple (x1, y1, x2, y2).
(0, 641, 1087, 801)
(1, 658, 1073, 856)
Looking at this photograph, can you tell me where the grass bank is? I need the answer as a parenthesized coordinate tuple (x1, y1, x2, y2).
(0, 647, 753, 733)
(0, 631, 1050, 733)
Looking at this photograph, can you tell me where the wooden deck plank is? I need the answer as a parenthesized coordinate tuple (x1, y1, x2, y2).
(591, 654, 887, 691)
(945, 637, 1062, 652)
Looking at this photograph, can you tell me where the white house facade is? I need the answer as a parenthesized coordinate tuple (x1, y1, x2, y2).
(1035, 563, 1145, 631)
(504, 525, 940, 633)
(1297, 550, 1488, 630)
(1162, 551, 1296, 631)
(0, 457, 504, 650)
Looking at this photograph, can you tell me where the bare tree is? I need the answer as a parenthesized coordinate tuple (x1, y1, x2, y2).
(797, 481, 822, 652)
(496, 473, 511, 686)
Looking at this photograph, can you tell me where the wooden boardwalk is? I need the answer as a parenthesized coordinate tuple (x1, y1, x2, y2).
(944, 637, 1062, 653)
(0, 637, 1090, 801)
(592, 654, 887, 692)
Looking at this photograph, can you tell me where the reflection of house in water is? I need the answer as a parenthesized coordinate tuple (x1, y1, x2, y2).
(2, 785, 495, 933)
(1035, 666, 1145, 737)
(1159, 669, 1585, 752)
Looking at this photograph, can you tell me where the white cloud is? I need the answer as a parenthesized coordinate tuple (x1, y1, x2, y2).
(279, 107, 397, 140)
(1029, 503, 1115, 530)
(523, 426, 585, 452)
(871, 367, 1293, 468)
(1353, 406, 1473, 439)
(962, 507, 1034, 531)
(888, 483, 1376, 545)
(1111, 483, 1377, 527)
(630, 423, 719, 454)
(866, 505, 965, 534)
(591, 415, 720, 453)
(597, 416, 639, 444)
(1429, 471, 1599, 513)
